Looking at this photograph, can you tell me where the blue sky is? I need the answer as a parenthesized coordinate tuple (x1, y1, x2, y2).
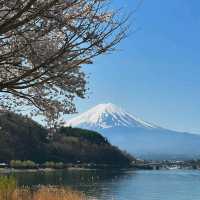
(66, 0, 200, 133)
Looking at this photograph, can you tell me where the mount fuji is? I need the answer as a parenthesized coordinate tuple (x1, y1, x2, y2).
(65, 103, 200, 160)
(66, 103, 159, 130)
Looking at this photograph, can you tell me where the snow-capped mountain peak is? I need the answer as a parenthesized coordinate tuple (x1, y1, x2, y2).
(65, 103, 158, 129)
(66, 103, 200, 160)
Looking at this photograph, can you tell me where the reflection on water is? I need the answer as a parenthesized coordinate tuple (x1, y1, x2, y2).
(1, 169, 200, 200)
(2, 169, 134, 200)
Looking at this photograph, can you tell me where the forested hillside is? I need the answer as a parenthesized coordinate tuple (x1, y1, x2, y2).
(0, 111, 134, 166)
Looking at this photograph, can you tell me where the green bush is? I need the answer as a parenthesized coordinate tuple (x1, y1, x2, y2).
(10, 160, 37, 169)
(43, 161, 64, 169)
(0, 176, 16, 200)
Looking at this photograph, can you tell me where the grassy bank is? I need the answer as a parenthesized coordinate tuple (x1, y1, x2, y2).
(0, 177, 86, 200)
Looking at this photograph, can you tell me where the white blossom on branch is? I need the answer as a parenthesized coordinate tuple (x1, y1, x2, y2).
(0, 0, 129, 126)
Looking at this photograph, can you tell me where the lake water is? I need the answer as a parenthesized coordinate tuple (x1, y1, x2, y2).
(2, 169, 200, 200)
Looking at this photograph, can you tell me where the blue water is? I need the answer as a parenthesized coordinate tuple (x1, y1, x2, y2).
(3, 169, 200, 200)
(103, 170, 200, 200)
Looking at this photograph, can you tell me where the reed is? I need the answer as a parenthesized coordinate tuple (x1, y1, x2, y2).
(0, 176, 86, 200)
(13, 186, 87, 200)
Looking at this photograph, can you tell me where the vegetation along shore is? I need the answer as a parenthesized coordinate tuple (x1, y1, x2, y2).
(0, 176, 86, 200)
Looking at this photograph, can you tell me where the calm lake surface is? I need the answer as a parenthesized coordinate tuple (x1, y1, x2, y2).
(1, 169, 200, 200)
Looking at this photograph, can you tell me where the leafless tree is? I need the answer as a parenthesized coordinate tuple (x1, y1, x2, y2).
(0, 0, 128, 127)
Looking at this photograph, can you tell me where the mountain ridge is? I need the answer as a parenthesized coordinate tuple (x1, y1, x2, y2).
(65, 103, 200, 160)
(66, 103, 160, 130)
(0, 110, 133, 165)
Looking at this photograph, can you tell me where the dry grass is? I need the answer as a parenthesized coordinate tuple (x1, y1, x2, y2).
(12, 186, 87, 200)
(0, 176, 86, 200)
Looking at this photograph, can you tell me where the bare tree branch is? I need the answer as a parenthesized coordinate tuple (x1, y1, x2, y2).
(0, 0, 129, 127)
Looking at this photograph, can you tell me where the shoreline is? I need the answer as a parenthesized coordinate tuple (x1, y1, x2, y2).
(0, 165, 133, 173)
(0, 160, 199, 172)
(0, 166, 199, 173)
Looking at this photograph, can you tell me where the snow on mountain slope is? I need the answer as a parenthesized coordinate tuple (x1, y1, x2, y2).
(65, 103, 200, 160)
(65, 103, 159, 129)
